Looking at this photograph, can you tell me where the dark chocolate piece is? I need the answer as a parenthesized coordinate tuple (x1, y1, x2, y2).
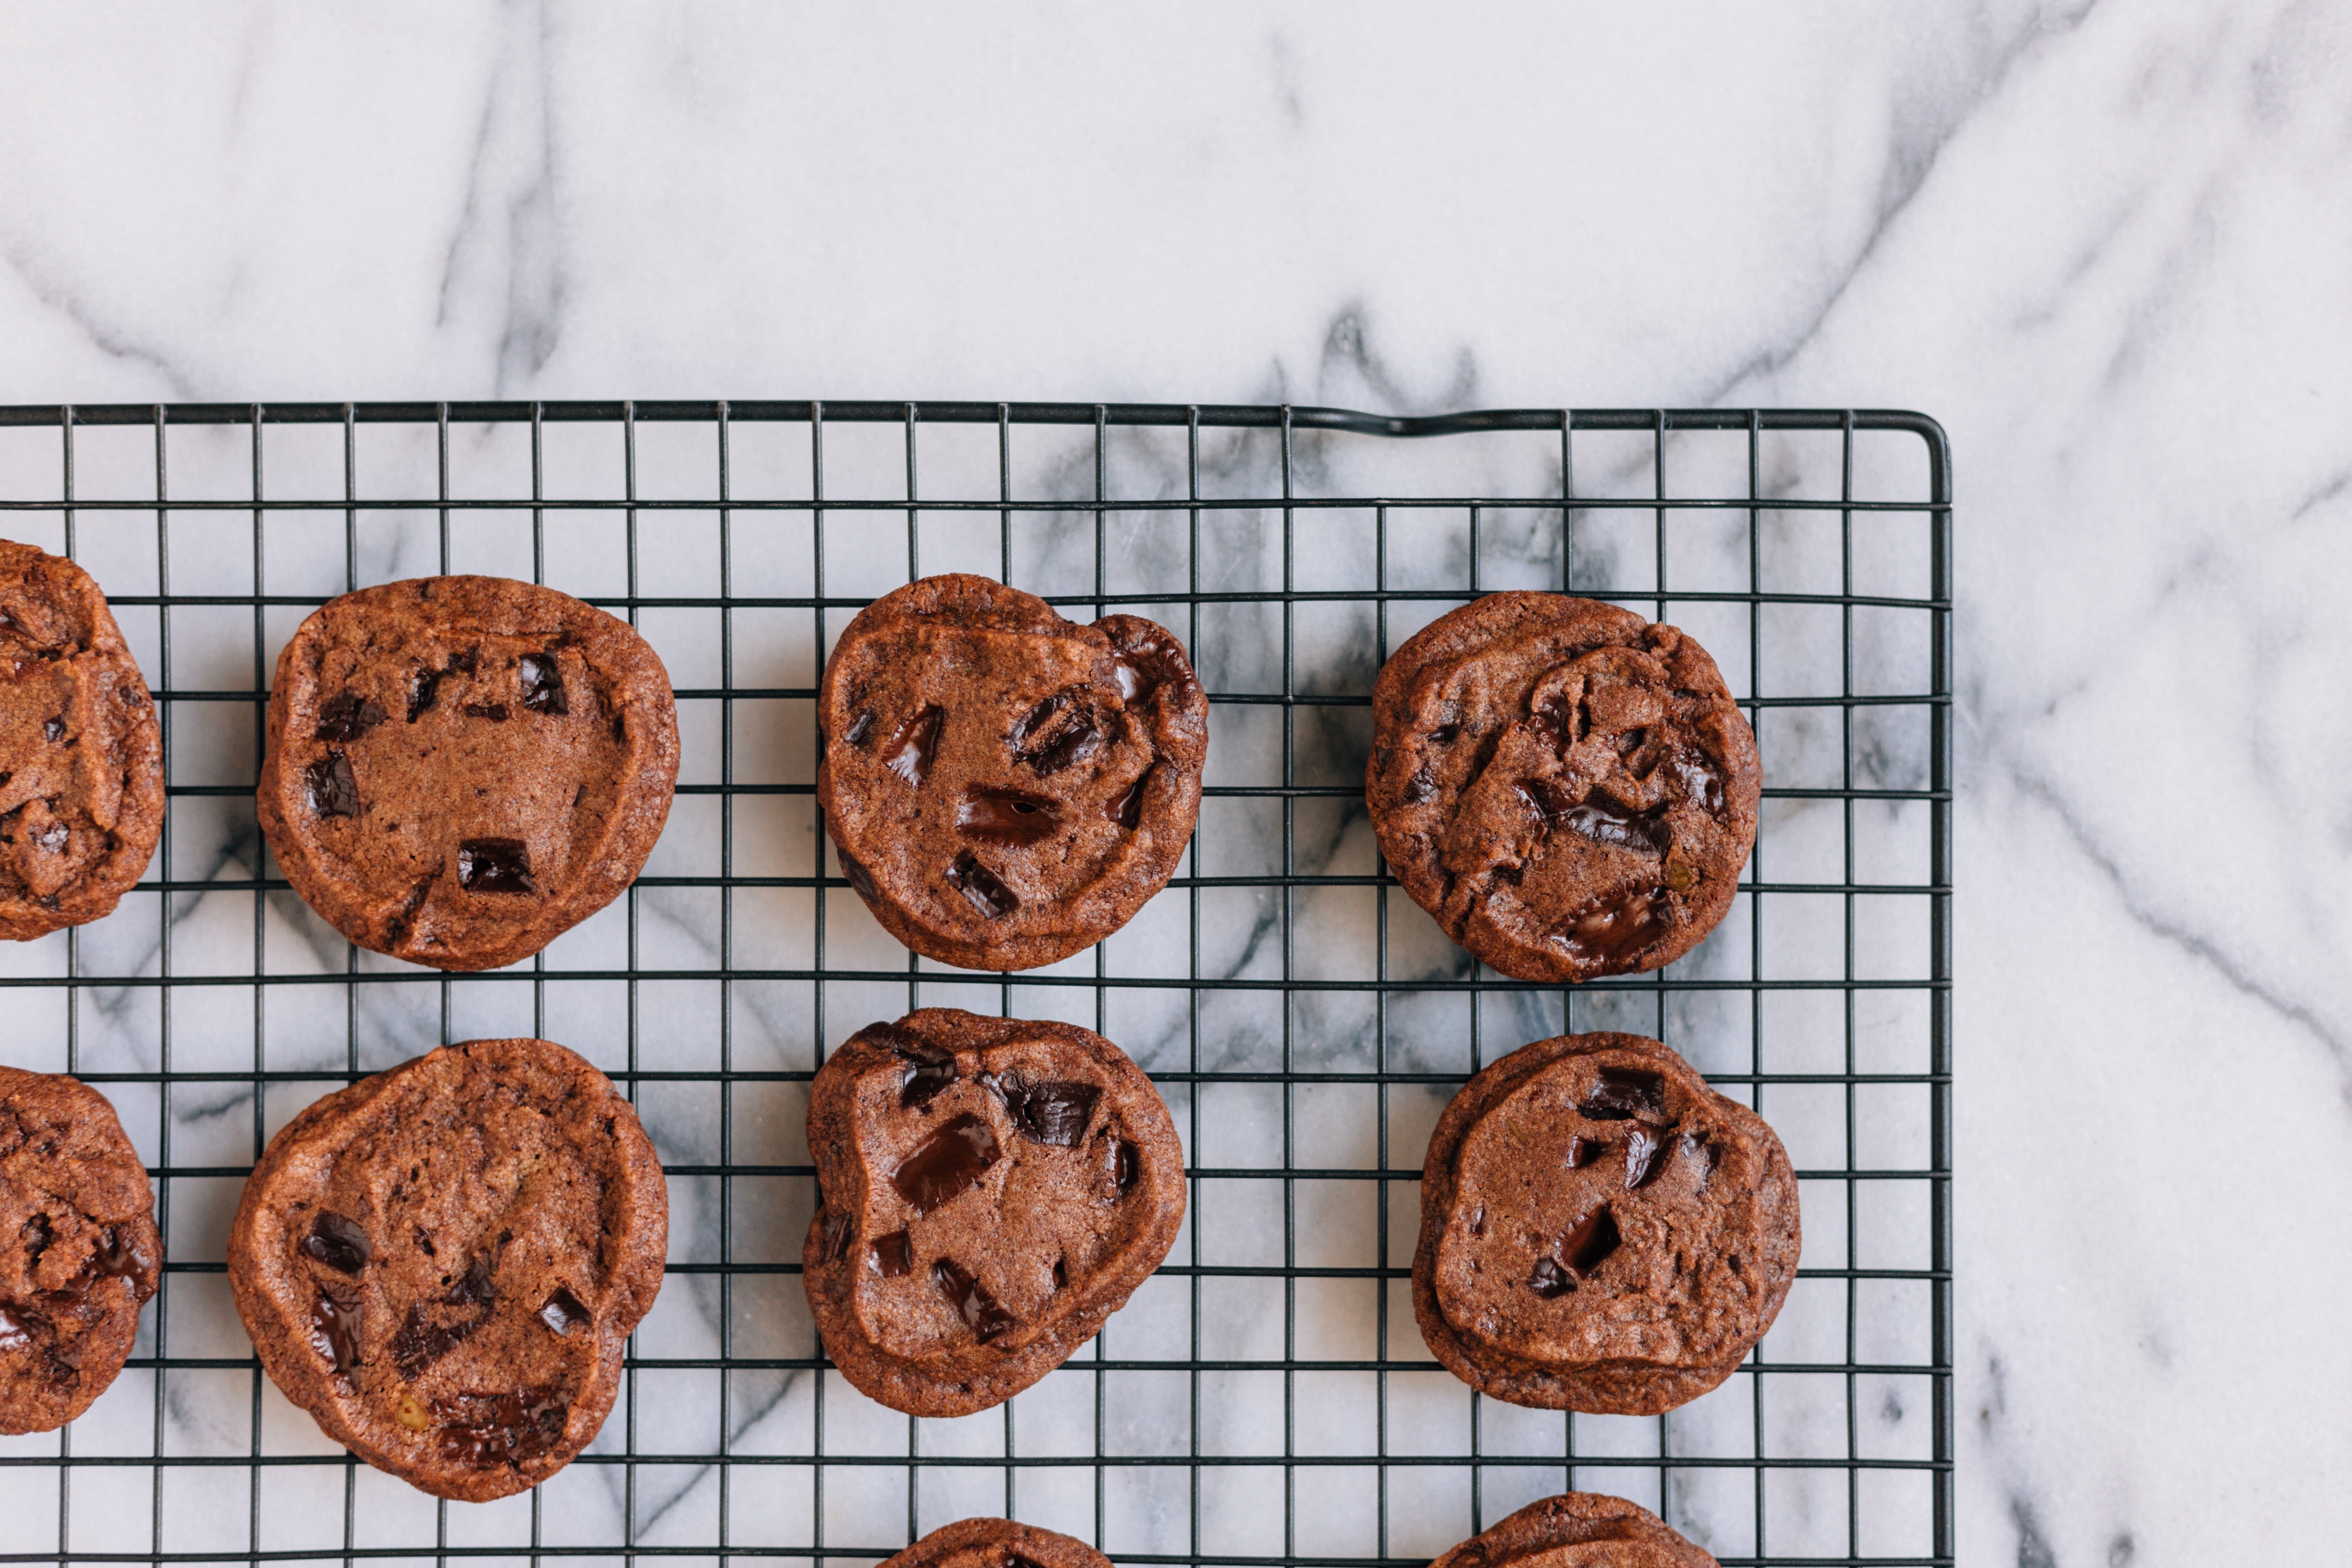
(1581, 1066, 1668, 1122)
(457, 838, 539, 894)
(891, 1112, 1001, 1217)
(303, 1211, 371, 1274)
(315, 692, 388, 742)
(538, 1288, 589, 1336)
(958, 785, 1062, 846)
(518, 653, 568, 715)
(884, 706, 944, 786)
(945, 852, 1018, 918)
(1560, 1205, 1621, 1275)
(870, 1229, 913, 1278)
(932, 1256, 1017, 1342)
(306, 752, 361, 819)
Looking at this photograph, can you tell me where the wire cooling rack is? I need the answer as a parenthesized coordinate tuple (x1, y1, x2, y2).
(0, 401, 1950, 1568)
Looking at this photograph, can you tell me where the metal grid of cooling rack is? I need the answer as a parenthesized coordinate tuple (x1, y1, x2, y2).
(0, 400, 1950, 1568)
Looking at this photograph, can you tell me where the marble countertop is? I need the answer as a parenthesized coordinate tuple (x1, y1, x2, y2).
(3, 3, 2347, 1563)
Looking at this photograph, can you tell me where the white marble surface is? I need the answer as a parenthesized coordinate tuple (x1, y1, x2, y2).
(1, 3, 2348, 1563)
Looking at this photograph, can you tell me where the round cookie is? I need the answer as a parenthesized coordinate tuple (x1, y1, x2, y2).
(227, 1038, 666, 1501)
(256, 575, 680, 972)
(1413, 1032, 1798, 1414)
(1367, 593, 1758, 983)
(816, 574, 1208, 971)
(1430, 1492, 1720, 1568)
(804, 1008, 1186, 1417)
(881, 1517, 1112, 1568)
(0, 1066, 162, 1434)
(0, 539, 164, 940)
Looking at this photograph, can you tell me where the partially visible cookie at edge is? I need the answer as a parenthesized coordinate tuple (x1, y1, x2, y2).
(804, 1008, 1187, 1417)
(1430, 1491, 1720, 1568)
(1367, 592, 1758, 983)
(0, 539, 165, 940)
(0, 1065, 162, 1434)
(256, 576, 680, 971)
(881, 1516, 1113, 1568)
(227, 1038, 666, 1501)
(817, 574, 1208, 971)
(1413, 1031, 1798, 1415)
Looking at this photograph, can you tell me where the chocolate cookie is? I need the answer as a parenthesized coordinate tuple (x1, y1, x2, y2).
(1413, 1032, 1798, 1414)
(1431, 1492, 1719, 1568)
(816, 574, 1208, 971)
(1367, 593, 1758, 983)
(0, 1066, 162, 1434)
(0, 539, 164, 940)
(256, 575, 680, 971)
(881, 1517, 1112, 1568)
(227, 1038, 666, 1501)
(804, 1008, 1186, 1417)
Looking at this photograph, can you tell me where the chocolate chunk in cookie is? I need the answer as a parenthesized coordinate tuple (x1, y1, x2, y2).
(1413, 1032, 1798, 1414)
(257, 576, 680, 971)
(1431, 1492, 1721, 1568)
(0, 1066, 162, 1434)
(1367, 593, 1758, 983)
(818, 575, 1208, 971)
(804, 1009, 1186, 1417)
(882, 1517, 1112, 1568)
(227, 1038, 666, 1501)
(0, 540, 164, 940)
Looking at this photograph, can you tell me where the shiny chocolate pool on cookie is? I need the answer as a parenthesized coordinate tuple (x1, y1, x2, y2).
(803, 1009, 1186, 1417)
(1413, 1032, 1798, 1415)
(227, 1039, 666, 1501)
(1367, 592, 1758, 983)
(0, 1067, 161, 1435)
(1429, 1491, 1722, 1568)
(879, 1516, 1116, 1568)
(256, 576, 680, 972)
(817, 574, 1209, 971)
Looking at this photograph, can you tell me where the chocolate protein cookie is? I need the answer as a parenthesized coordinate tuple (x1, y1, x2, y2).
(1367, 593, 1758, 983)
(1414, 1032, 1798, 1414)
(257, 575, 680, 971)
(0, 1066, 161, 1434)
(1431, 1492, 1719, 1568)
(817, 574, 1208, 971)
(227, 1038, 666, 1501)
(0, 539, 164, 940)
(804, 1009, 1186, 1417)
(881, 1517, 1113, 1568)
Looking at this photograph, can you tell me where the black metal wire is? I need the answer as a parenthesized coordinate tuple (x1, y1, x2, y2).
(0, 401, 1951, 1568)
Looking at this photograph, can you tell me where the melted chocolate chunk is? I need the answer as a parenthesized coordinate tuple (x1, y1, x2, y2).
(1114, 1138, 1140, 1196)
(314, 692, 388, 742)
(839, 851, 879, 902)
(869, 1228, 913, 1278)
(1108, 767, 1152, 828)
(1581, 1066, 1668, 1122)
(883, 705, 944, 786)
(447, 647, 479, 675)
(517, 653, 568, 715)
(42, 716, 64, 743)
(894, 1036, 959, 1110)
(986, 1073, 1101, 1148)
(891, 1112, 1001, 1216)
(1677, 1131, 1716, 1188)
(1560, 1204, 1622, 1275)
(1011, 690, 1102, 774)
(1623, 1124, 1669, 1189)
(306, 752, 361, 818)
(391, 1253, 496, 1377)
(538, 1288, 589, 1336)
(1528, 1256, 1574, 1298)
(463, 702, 510, 722)
(1556, 888, 1673, 968)
(957, 785, 1061, 846)
(1559, 799, 1670, 856)
(945, 852, 1018, 918)
(1403, 764, 1439, 804)
(932, 1256, 1017, 1342)
(818, 1209, 854, 1263)
(1615, 728, 1648, 758)
(1669, 747, 1727, 819)
(308, 1284, 363, 1381)
(1052, 1256, 1068, 1291)
(1108, 629, 1197, 709)
(842, 709, 875, 747)
(432, 1389, 568, 1467)
(458, 838, 539, 894)
(406, 667, 442, 722)
(1427, 723, 1460, 747)
(303, 1212, 371, 1274)
(1565, 1135, 1604, 1169)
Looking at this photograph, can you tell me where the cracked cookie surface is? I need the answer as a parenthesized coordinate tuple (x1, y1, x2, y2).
(1413, 1032, 1798, 1414)
(227, 1038, 666, 1501)
(880, 1516, 1113, 1568)
(1367, 593, 1758, 983)
(1430, 1491, 1720, 1568)
(804, 1009, 1186, 1417)
(0, 539, 164, 941)
(817, 574, 1208, 971)
(0, 1066, 161, 1434)
(256, 576, 679, 971)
